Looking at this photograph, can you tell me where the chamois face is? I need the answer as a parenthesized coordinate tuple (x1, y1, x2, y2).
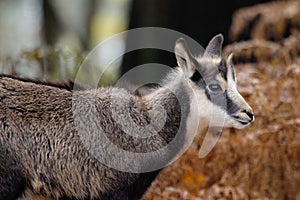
(175, 34, 254, 129)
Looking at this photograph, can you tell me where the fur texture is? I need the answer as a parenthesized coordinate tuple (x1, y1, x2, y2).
(0, 34, 254, 200)
(0, 74, 186, 200)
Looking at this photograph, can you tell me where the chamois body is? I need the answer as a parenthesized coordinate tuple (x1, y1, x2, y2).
(0, 35, 254, 200)
(0, 74, 186, 200)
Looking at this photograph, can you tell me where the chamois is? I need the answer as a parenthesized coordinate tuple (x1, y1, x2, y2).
(0, 34, 254, 200)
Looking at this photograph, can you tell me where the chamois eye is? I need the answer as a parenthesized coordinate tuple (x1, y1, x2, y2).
(208, 84, 222, 92)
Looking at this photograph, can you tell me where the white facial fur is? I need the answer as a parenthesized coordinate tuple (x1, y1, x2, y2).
(175, 35, 254, 131)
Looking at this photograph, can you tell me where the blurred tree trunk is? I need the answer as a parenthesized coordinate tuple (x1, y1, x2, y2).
(121, 0, 271, 76)
(43, 0, 96, 49)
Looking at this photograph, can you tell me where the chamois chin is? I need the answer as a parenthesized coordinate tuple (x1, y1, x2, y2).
(0, 34, 253, 200)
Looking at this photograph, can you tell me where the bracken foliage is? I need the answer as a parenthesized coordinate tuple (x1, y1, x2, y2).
(142, 1, 300, 199)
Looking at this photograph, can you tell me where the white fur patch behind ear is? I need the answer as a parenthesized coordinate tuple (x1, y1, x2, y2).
(175, 38, 195, 78)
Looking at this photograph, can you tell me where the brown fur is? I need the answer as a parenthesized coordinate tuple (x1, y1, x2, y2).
(0, 75, 185, 200)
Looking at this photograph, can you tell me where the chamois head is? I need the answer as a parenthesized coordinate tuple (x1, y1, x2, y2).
(175, 34, 254, 129)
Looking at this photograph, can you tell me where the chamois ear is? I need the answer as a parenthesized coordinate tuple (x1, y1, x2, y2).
(175, 38, 196, 78)
(204, 34, 224, 57)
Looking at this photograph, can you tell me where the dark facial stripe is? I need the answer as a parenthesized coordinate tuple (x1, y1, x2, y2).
(190, 70, 207, 89)
(225, 90, 240, 115)
(190, 70, 201, 82)
(204, 89, 241, 115)
(204, 88, 226, 110)
(205, 89, 211, 101)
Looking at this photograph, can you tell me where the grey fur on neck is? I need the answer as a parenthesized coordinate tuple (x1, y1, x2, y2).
(144, 70, 191, 165)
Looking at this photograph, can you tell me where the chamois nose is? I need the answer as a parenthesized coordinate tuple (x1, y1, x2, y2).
(243, 110, 254, 121)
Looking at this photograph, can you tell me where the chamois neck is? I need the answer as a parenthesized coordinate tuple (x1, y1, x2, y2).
(144, 71, 192, 150)
(145, 70, 210, 144)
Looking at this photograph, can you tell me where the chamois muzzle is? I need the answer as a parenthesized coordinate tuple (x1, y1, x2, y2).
(232, 109, 254, 126)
